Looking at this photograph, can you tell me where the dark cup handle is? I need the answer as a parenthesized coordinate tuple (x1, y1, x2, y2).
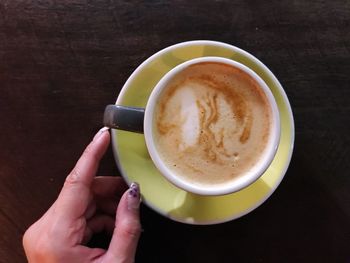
(103, 105, 145, 133)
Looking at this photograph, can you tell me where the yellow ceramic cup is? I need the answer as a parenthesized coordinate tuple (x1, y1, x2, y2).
(111, 40, 294, 225)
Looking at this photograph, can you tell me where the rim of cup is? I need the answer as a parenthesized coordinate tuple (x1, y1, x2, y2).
(144, 56, 280, 196)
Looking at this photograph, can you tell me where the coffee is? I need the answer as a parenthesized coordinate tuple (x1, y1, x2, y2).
(153, 62, 272, 187)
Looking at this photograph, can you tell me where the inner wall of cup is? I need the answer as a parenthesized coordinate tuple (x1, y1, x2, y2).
(145, 58, 280, 194)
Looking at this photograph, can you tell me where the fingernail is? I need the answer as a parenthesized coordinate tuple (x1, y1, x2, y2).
(93, 127, 109, 141)
(127, 182, 141, 211)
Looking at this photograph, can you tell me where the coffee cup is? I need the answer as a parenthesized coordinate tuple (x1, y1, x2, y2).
(104, 56, 280, 196)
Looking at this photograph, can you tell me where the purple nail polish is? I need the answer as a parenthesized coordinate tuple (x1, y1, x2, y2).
(93, 127, 110, 141)
(127, 182, 141, 211)
(130, 183, 139, 195)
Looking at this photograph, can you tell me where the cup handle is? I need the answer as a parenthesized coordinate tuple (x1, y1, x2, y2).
(103, 105, 145, 133)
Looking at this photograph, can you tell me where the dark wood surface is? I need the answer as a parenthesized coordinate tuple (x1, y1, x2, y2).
(1, 1, 350, 262)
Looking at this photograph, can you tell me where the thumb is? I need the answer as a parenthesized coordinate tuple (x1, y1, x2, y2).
(105, 182, 141, 263)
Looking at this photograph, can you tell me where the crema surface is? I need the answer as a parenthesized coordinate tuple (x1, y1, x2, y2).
(154, 62, 272, 186)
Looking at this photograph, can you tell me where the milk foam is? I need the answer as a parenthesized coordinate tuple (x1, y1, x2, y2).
(177, 86, 200, 150)
(155, 62, 272, 186)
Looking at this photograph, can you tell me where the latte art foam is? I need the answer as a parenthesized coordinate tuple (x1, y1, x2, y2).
(154, 62, 272, 186)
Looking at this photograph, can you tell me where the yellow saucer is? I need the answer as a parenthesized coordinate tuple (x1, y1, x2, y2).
(111, 41, 295, 225)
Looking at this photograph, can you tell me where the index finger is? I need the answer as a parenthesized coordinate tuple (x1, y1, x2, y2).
(55, 128, 110, 221)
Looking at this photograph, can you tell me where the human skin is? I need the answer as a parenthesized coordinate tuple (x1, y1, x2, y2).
(23, 128, 141, 263)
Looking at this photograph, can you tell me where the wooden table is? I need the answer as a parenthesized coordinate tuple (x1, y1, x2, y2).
(1, 1, 349, 262)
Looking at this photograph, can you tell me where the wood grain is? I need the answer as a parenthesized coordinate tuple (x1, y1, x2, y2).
(0, 0, 349, 262)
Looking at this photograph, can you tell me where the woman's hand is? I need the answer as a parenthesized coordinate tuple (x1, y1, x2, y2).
(23, 128, 141, 263)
